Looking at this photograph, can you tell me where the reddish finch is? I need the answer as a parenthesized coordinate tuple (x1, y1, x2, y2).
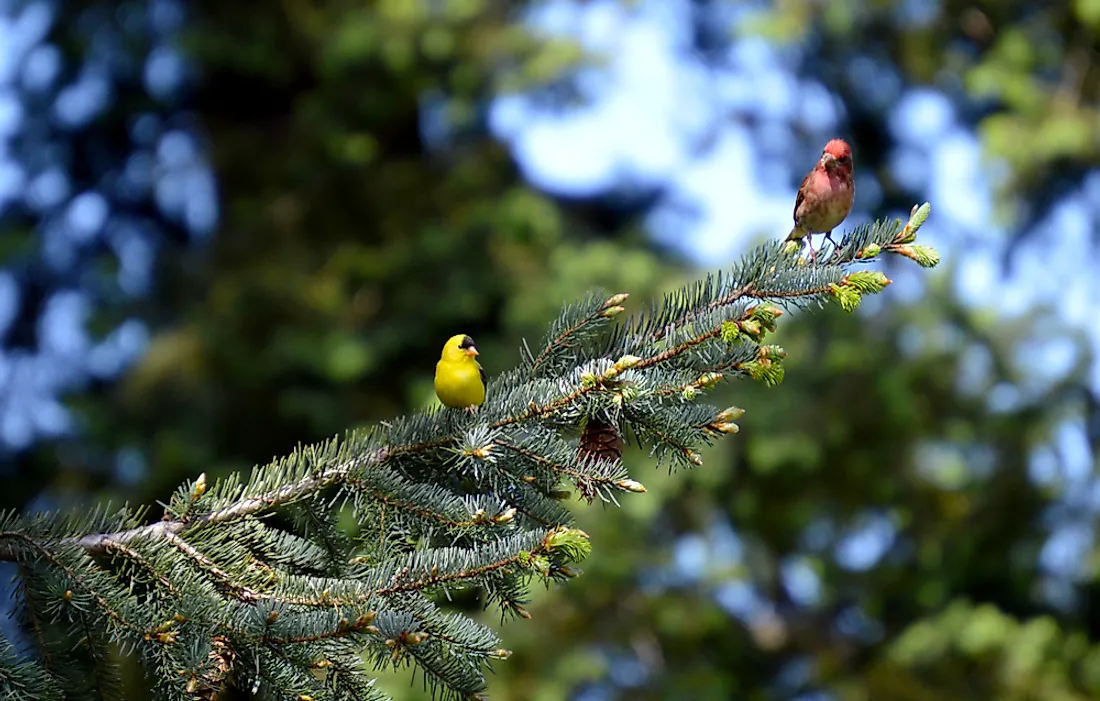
(784, 139, 855, 261)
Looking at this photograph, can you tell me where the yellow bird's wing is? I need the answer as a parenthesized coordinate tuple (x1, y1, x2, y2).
(478, 361, 486, 388)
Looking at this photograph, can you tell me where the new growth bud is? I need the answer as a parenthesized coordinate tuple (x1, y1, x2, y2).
(191, 473, 207, 500)
(615, 478, 647, 493)
(740, 359, 786, 387)
(756, 345, 786, 362)
(828, 283, 863, 313)
(717, 406, 746, 422)
(404, 631, 429, 646)
(842, 270, 892, 294)
(893, 203, 931, 244)
(604, 354, 642, 379)
(911, 202, 930, 227)
(721, 321, 743, 344)
(894, 244, 940, 268)
(614, 355, 642, 372)
(697, 372, 723, 390)
(748, 303, 784, 333)
(855, 242, 881, 259)
(602, 293, 630, 309)
(738, 319, 762, 340)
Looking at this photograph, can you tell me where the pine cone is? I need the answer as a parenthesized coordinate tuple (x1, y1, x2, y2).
(577, 417, 623, 465)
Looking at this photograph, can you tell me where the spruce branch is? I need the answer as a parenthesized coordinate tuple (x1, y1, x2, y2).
(0, 206, 938, 700)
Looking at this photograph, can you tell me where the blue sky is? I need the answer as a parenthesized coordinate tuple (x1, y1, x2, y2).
(0, 0, 211, 452)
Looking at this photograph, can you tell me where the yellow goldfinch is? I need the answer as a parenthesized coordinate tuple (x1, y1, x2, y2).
(434, 334, 486, 410)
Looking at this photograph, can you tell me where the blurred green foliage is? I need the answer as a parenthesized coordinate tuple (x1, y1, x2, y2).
(72, 0, 677, 510)
(748, 0, 1100, 218)
(14, 0, 1100, 699)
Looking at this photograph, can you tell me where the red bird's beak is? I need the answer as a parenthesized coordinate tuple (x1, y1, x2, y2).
(465, 347, 479, 357)
(820, 153, 837, 169)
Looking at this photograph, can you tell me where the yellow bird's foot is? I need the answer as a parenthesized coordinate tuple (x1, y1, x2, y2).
(465, 405, 478, 416)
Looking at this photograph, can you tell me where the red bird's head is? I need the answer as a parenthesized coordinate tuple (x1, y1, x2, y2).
(819, 139, 853, 173)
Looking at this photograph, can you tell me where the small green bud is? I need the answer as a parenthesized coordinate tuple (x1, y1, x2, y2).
(721, 321, 742, 344)
(843, 270, 892, 294)
(681, 386, 698, 401)
(829, 283, 862, 313)
(749, 303, 784, 331)
(895, 244, 940, 268)
(580, 371, 598, 388)
(685, 451, 704, 466)
(600, 305, 626, 318)
(405, 631, 429, 646)
(738, 319, 762, 340)
(697, 372, 723, 390)
(545, 527, 592, 561)
(711, 421, 740, 434)
(489, 649, 513, 660)
(741, 359, 786, 387)
(493, 507, 516, 524)
(756, 345, 786, 361)
(530, 555, 551, 576)
(856, 242, 882, 259)
(782, 240, 802, 256)
(907, 202, 931, 234)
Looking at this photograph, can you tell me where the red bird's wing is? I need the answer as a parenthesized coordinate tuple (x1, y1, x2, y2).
(793, 171, 811, 220)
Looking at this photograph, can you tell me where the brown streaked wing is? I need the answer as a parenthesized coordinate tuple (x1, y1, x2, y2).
(793, 171, 811, 220)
